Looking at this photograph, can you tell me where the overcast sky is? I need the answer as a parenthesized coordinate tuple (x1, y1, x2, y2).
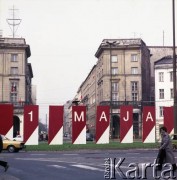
(0, 0, 176, 122)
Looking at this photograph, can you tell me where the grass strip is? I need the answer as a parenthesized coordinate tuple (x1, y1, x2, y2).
(25, 141, 159, 151)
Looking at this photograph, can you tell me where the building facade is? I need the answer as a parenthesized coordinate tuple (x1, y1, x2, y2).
(0, 37, 34, 137)
(94, 38, 152, 138)
(69, 38, 152, 138)
(66, 40, 177, 140)
(148, 46, 177, 102)
(80, 65, 97, 135)
(154, 56, 175, 138)
(63, 100, 72, 135)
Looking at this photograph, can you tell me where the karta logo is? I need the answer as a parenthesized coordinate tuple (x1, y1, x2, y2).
(104, 158, 176, 179)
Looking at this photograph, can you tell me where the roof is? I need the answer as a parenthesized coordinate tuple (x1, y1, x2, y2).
(154, 55, 177, 65)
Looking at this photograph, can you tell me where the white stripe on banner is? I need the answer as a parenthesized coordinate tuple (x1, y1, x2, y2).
(96, 126, 110, 144)
(121, 126, 133, 143)
(144, 126, 155, 143)
(49, 127, 63, 145)
(25, 126, 38, 145)
(73, 126, 86, 144)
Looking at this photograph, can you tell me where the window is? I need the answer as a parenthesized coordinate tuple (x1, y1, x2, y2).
(131, 81, 138, 91)
(131, 67, 138, 74)
(131, 54, 138, 62)
(170, 71, 173, 82)
(112, 82, 118, 91)
(159, 89, 164, 99)
(11, 67, 18, 75)
(10, 93, 17, 103)
(112, 93, 118, 101)
(111, 55, 118, 63)
(111, 67, 118, 75)
(159, 106, 164, 117)
(159, 72, 164, 82)
(10, 81, 18, 103)
(89, 94, 96, 105)
(111, 82, 118, 101)
(11, 54, 18, 62)
(171, 88, 174, 99)
(11, 82, 18, 92)
(132, 93, 138, 101)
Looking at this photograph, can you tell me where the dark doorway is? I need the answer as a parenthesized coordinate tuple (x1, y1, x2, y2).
(112, 115, 120, 139)
(133, 113, 140, 139)
(13, 116, 20, 137)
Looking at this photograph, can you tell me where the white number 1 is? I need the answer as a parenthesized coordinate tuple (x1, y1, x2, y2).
(28, 111, 33, 122)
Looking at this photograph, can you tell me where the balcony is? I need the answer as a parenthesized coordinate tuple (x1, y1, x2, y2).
(0, 101, 32, 108)
(99, 101, 154, 108)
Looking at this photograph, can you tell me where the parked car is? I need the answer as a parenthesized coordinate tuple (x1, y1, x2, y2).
(171, 134, 177, 150)
(13, 135, 23, 142)
(1, 135, 26, 153)
(86, 133, 94, 141)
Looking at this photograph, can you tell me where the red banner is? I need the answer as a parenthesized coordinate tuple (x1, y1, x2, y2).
(48, 106, 64, 145)
(72, 106, 86, 144)
(164, 107, 174, 134)
(0, 104, 13, 137)
(142, 106, 155, 142)
(24, 105, 38, 144)
(120, 106, 133, 143)
(95, 106, 110, 143)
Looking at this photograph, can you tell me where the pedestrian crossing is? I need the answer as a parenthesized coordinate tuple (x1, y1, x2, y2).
(47, 163, 104, 172)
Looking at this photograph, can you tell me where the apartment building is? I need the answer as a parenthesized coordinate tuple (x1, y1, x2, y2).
(0, 37, 34, 137)
(80, 65, 97, 134)
(154, 55, 175, 138)
(68, 40, 177, 139)
(148, 46, 177, 101)
(69, 38, 152, 138)
(68, 65, 96, 134)
(94, 38, 152, 138)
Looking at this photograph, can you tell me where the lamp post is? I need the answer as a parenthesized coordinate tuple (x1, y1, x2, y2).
(72, 100, 80, 106)
(172, 0, 177, 133)
(106, 40, 117, 139)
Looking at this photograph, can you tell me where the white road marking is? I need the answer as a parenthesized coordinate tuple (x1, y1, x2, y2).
(126, 153, 140, 155)
(48, 165, 66, 169)
(15, 158, 78, 164)
(72, 164, 104, 172)
(30, 154, 46, 156)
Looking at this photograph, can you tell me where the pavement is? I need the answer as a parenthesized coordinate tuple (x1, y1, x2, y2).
(0, 174, 20, 180)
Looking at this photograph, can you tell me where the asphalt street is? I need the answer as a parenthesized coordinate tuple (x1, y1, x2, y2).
(0, 149, 176, 180)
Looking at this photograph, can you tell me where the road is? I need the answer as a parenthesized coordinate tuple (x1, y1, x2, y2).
(0, 149, 177, 180)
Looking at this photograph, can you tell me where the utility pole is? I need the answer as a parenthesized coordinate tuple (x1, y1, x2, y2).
(6, 5, 22, 38)
(172, 0, 177, 133)
(46, 113, 48, 132)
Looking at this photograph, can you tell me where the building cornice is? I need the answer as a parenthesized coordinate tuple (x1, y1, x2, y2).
(0, 37, 31, 58)
(95, 38, 144, 58)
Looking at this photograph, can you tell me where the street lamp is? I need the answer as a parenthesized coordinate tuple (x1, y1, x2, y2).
(72, 100, 80, 106)
(172, 0, 177, 133)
